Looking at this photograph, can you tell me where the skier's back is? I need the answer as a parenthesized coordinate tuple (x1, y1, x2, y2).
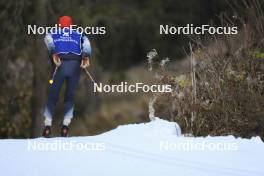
(42, 16, 91, 137)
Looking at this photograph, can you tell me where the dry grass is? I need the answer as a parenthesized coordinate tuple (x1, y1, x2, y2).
(151, 0, 264, 140)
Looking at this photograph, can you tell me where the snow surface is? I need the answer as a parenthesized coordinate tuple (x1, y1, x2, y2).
(0, 118, 263, 176)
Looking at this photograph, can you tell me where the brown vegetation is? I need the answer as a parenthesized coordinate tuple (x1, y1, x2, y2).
(151, 0, 264, 140)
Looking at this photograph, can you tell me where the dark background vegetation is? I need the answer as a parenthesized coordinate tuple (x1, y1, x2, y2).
(1, 0, 262, 139)
(151, 0, 264, 141)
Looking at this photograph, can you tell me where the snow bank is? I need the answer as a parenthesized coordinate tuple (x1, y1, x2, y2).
(0, 118, 263, 176)
(103, 117, 181, 137)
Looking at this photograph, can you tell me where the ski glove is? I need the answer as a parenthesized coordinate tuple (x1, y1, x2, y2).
(80, 57, 90, 69)
(52, 54, 61, 67)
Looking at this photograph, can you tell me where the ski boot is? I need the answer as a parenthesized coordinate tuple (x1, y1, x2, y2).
(61, 125, 69, 137)
(42, 126, 51, 138)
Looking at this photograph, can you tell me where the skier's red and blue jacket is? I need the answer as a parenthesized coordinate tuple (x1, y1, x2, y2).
(44, 28, 91, 59)
(52, 28, 82, 55)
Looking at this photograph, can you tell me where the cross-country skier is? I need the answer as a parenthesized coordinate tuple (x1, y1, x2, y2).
(42, 16, 91, 137)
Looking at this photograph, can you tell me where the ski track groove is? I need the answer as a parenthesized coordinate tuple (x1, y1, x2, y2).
(0, 133, 262, 176)
(89, 138, 263, 176)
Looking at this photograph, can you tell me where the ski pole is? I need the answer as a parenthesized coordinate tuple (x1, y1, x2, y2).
(49, 66, 58, 84)
(84, 68, 102, 92)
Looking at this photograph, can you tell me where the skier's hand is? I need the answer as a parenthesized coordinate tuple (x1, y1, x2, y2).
(53, 54, 61, 67)
(80, 57, 90, 69)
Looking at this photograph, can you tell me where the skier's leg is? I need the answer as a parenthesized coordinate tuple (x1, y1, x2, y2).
(63, 60, 81, 127)
(43, 66, 65, 126)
